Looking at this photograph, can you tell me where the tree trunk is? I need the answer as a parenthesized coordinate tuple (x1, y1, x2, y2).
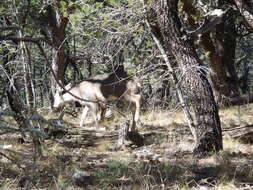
(16, 13, 35, 110)
(22, 42, 35, 110)
(150, 0, 223, 156)
(46, 2, 69, 90)
(6, 85, 43, 157)
(234, 0, 253, 31)
(20, 38, 34, 109)
(182, 1, 239, 106)
(213, 16, 239, 104)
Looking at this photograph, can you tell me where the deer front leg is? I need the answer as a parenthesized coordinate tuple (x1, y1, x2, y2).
(134, 94, 141, 123)
(130, 103, 137, 131)
(90, 103, 100, 128)
(80, 106, 89, 127)
(130, 94, 142, 131)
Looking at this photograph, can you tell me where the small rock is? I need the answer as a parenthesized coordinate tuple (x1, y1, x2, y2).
(158, 157, 170, 163)
(72, 169, 93, 187)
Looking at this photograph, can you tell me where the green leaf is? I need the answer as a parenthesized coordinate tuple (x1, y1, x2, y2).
(81, 5, 92, 16)
(106, 0, 117, 6)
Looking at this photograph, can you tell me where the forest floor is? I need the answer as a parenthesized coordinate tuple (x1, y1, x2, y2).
(0, 104, 253, 190)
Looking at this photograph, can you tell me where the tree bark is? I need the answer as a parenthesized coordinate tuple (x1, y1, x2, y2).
(234, 0, 253, 31)
(150, 0, 223, 156)
(13, 3, 35, 110)
(182, 1, 239, 106)
(46, 2, 69, 89)
(20, 38, 34, 109)
(6, 86, 42, 157)
(19, 37, 35, 110)
(213, 14, 239, 104)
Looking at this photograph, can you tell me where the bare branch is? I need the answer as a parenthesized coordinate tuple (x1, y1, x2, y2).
(186, 8, 231, 38)
(0, 35, 52, 45)
(0, 26, 19, 31)
(0, 152, 24, 170)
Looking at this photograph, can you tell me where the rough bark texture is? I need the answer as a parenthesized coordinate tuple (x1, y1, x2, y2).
(6, 88, 27, 132)
(234, 0, 253, 31)
(150, 0, 223, 156)
(213, 14, 239, 104)
(6, 86, 42, 156)
(182, 1, 239, 106)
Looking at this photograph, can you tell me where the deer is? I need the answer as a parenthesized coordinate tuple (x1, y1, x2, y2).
(53, 68, 142, 131)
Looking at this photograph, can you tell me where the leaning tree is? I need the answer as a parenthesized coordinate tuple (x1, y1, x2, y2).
(144, 0, 223, 156)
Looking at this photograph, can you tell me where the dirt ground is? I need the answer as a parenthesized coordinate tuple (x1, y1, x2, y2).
(0, 104, 253, 189)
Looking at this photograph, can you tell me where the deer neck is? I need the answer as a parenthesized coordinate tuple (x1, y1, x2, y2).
(62, 92, 79, 103)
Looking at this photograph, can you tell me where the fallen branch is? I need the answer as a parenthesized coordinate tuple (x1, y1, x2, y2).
(223, 125, 253, 139)
(0, 152, 24, 170)
(0, 110, 72, 139)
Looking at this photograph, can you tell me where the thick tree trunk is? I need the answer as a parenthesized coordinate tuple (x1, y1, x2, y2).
(182, 1, 239, 106)
(213, 17, 239, 104)
(150, 0, 223, 156)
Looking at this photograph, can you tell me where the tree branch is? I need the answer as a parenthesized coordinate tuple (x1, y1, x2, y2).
(186, 8, 231, 38)
(0, 26, 19, 31)
(0, 35, 52, 45)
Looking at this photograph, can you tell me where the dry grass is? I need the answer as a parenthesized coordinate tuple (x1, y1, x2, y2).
(0, 104, 253, 189)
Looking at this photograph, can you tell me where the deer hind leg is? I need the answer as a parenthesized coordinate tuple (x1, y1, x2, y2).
(130, 103, 137, 131)
(89, 103, 100, 128)
(99, 106, 107, 122)
(95, 92, 108, 123)
(80, 106, 89, 127)
(125, 94, 142, 131)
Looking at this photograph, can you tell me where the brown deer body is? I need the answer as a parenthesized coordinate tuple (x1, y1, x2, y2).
(53, 71, 142, 131)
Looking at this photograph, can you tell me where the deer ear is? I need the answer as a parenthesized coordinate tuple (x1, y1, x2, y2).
(56, 87, 64, 95)
(57, 83, 73, 95)
(65, 83, 73, 91)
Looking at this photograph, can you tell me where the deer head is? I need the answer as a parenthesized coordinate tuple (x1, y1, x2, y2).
(53, 83, 74, 112)
(53, 91, 65, 112)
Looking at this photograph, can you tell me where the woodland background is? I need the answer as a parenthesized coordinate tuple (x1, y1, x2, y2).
(0, 0, 253, 189)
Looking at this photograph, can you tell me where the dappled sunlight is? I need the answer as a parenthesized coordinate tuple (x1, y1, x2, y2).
(219, 104, 253, 126)
(223, 137, 253, 155)
(1, 103, 253, 189)
(141, 109, 188, 127)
